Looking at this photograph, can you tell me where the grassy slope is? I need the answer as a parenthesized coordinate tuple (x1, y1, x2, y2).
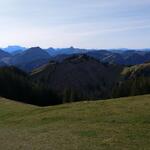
(0, 95, 150, 150)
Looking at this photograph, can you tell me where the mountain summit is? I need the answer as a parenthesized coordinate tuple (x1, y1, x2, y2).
(3, 45, 26, 53)
(10, 47, 50, 65)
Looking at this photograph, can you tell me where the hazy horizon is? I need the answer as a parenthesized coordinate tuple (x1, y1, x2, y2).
(1, 45, 150, 50)
(0, 0, 150, 48)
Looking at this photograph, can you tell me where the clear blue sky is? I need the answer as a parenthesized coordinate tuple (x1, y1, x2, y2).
(0, 0, 150, 48)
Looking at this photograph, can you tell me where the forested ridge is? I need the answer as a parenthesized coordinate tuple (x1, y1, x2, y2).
(0, 56, 150, 106)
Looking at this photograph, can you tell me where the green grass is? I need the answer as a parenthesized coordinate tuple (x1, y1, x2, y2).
(0, 95, 150, 150)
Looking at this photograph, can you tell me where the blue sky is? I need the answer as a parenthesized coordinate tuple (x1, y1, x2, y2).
(0, 0, 150, 48)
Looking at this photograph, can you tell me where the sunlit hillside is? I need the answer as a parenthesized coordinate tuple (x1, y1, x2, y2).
(0, 95, 150, 150)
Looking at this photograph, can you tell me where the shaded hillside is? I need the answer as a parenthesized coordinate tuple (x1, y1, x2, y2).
(31, 54, 122, 101)
(17, 58, 50, 72)
(0, 49, 12, 66)
(87, 50, 150, 65)
(0, 49, 11, 58)
(87, 50, 124, 64)
(0, 67, 60, 106)
(1, 53, 150, 105)
(0, 61, 7, 67)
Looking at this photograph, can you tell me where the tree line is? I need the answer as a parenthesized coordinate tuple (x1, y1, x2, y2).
(0, 67, 61, 106)
(0, 66, 150, 106)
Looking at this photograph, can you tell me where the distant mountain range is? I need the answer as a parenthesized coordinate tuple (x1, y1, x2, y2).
(2, 46, 27, 53)
(0, 45, 150, 72)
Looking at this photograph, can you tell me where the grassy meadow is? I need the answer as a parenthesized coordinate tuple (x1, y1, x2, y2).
(0, 95, 150, 150)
